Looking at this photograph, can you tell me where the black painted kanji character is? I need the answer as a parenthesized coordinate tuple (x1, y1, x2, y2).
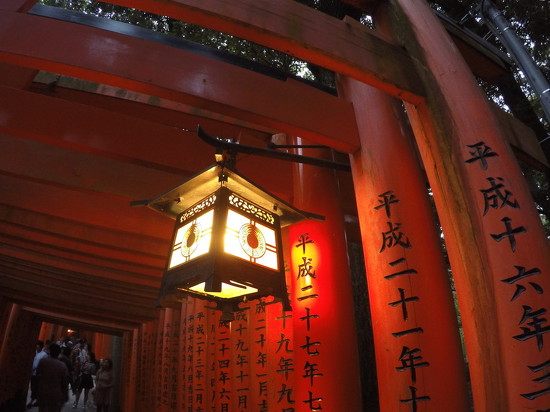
(278, 383, 295, 404)
(277, 357, 294, 379)
(303, 391, 323, 411)
(258, 380, 268, 396)
(218, 343, 230, 356)
(464, 141, 499, 170)
(296, 233, 315, 254)
(501, 265, 543, 301)
(297, 257, 317, 279)
(303, 361, 323, 386)
(396, 346, 430, 384)
(276, 333, 293, 353)
(256, 298, 267, 314)
(374, 190, 400, 218)
(389, 288, 419, 321)
(385, 258, 418, 280)
(520, 358, 550, 400)
(258, 399, 269, 412)
(238, 395, 248, 408)
(235, 311, 248, 322)
(236, 369, 248, 383)
(480, 177, 519, 215)
(513, 305, 550, 351)
(218, 359, 230, 368)
(235, 323, 247, 336)
(490, 217, 526, 252)
(299, 308, 319, 332)
(380, 222, 412, 252)
(277, 308, 293, 329)
(300, 336, 321, 356)
(392, 328, 424, 338)
(400, 386, 431, 412)
(236, 353, 248, 367)
(235, 339, 249, 352)
(219, 387, 230, 400)
(256, 333, 266, 348)
(219, 370, 230, 384)
(257, 352, 267, 368)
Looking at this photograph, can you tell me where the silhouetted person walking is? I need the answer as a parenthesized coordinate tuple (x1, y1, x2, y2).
(28, 340, 49, 408)
(94, 358, 114, 412)
(36, 343, 69, 412)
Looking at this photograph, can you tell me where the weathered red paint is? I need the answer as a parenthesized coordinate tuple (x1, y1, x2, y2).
(338, 75, 470, 411)
(391, 0, 550, 409)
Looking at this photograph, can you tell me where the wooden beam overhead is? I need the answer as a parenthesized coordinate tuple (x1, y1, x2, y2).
(107, 0, 424, 103)
(0, 10, 360, 152)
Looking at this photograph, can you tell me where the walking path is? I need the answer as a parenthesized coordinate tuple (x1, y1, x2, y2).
(27, 388, 95, 412)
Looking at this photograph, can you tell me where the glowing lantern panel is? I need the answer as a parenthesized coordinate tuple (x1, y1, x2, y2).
(139, 164, 317, 312)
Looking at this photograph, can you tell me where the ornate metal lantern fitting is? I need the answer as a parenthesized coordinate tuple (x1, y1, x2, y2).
(135, 164, 320, 314)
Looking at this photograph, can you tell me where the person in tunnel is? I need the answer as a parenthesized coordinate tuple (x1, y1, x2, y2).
(36, 343, 70, 412)
(93, 358, 114, 412)
(73, 351, 96, 409)
(28, 340, 49, 409)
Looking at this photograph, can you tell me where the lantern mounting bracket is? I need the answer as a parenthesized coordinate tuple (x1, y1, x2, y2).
(197, 126, 351, 172)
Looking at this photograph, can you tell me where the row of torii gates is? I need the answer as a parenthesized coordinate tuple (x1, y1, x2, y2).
(0, 0, 548, 411)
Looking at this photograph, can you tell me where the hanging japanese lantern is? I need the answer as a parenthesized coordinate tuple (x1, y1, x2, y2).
(136, 164, 317, 315)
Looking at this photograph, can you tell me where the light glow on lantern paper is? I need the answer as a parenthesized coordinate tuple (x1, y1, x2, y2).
(224, 209, 278, 270)
(169, 210, 214, 269)
(186, 282, 258, 299)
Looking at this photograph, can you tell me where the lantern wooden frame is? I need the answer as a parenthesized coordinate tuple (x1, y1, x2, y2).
(137, 164, 320, 312)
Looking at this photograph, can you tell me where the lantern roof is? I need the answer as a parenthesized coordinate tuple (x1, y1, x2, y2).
(132, 164, 322, 226)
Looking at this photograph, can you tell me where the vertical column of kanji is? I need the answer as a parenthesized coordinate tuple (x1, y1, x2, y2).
(388, 0, 550, 409)
(138, 321, 155, 411)
(160, 309, 173, 412)
(248, 298, 269, 411)
(120, 329, 138, 411)
(461, 136, 550, 408)
(154, 311, 166, 411)
(267, 298, 294, 411)
(184, 299, 196, 411)
(194, 299, 209, 411)
(288, 139, 363, 412)
(231, 305, 251, 411)
(134, 326, 145, 412)
(168, 307, 180, 412)
(337, 75, 470, 411)
(217, 313, 233, 411)
(177, 302, 187, 411)
(206, 305, 217, 410)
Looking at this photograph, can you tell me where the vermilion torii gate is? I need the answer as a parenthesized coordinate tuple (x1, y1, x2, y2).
(0, 0, 548, 411)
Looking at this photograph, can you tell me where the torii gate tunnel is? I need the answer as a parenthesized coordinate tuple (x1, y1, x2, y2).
(0, 0, 549, 411)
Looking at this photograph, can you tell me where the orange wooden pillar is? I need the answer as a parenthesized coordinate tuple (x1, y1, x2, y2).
(0, 303, 41, 410)
(337, 75, 470, 411)
(388, 0, 550, 409)
(38, 322, 53, 342)
(93, 333, 112, 359)
(288, 139, 363, 411)
(120, 328, 138, 412)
